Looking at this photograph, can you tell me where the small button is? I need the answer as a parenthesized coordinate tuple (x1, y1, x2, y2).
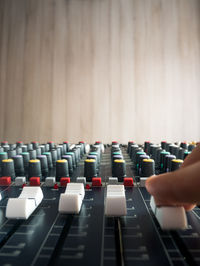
(60, 177, 70, 187)
(76, 177, 86, 185)
(124, 177, 134, 187)
(15, 177, 26, 186)
(29, 177, 40, 186)
(45, 177, 56, 187)
(108, 177, 118, 184)
(0, 176, 11, 186)
(92, 177, 102, 187)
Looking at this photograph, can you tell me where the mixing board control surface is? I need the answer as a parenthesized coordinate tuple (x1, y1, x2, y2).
(0, 141, 199, 266)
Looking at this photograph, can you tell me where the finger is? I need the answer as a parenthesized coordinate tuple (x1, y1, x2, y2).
(146, 161, 200, 205)
(182, 143, 200, 168)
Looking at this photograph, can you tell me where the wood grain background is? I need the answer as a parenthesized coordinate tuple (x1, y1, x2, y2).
(0, 0, 200, 144)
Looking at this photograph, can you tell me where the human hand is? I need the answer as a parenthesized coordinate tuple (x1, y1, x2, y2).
(146, 143, 200, 211)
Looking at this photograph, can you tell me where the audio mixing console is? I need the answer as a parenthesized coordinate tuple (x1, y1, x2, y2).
(0, 141, 199, 266)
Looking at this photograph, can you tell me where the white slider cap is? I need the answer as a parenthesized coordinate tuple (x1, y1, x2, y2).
(65, 183, 85, 200)
(105, 185, 127, 216)
(150, 196, 188, 230)
(59, 194, 82, 214)
(58, 183, 85, 214)
(6, 187, 43, 220)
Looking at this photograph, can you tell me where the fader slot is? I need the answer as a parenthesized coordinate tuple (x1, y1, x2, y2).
(114, 218, 125, 266)
(47, 215, 74, 266)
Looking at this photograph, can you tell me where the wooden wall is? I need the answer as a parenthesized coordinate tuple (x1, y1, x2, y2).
(0, 0, 200, 144)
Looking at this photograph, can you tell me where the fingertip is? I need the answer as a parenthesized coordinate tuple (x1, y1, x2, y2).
(183, 204, 196, 211)
(145, 175, 158, 195)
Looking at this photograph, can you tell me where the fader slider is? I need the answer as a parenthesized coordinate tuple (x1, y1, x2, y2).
(150, 196, 188, 230)
(105, 185, 127, 216)
(6, 187, 43, 219)
(58, 183, 85, 214)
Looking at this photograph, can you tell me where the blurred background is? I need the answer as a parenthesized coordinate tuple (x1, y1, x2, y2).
(0, 0, 199, 144)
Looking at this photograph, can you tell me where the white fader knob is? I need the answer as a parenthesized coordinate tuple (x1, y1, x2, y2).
(105, 185, 127, 216)
(6, 187, 43, 220)
(58, 183, 85, 214)
(150, 196, 188, 230)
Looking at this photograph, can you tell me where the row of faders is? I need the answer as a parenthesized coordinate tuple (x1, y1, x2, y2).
(0, 141, 87, 186)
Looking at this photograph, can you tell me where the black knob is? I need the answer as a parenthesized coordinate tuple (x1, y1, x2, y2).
(112, 159, 126, 181)
(36, 148, 42, 156)
(161, 141, 167, 150)
(170, 159, 183, 171)
(48, 141, 55, 150)
(129, 144, 139, 158)
(84, 159, 97, 181)
(8, 150, 17, 159)
(160, 151, 170, 172)
(135, 151, 146, 168)
(66, 152, 76, 169)
(16, 141, 23, 147)
(27, 143, 33, 150)
(28, 159, 42, 179)
(2, 159, 15, 180)
(127, 141, 134, 154)
(164, 154, 176, 172)
(29, 150, 37, 160)
(43, 152, 53, 169)
(62, 155, 73, 175)
(180, 142, 187, 149)
(141, 159, 155, 177)
(0, 152, 8, 174)
(56, 159, 69, 181)
(144, 141, 151, 154)
(138, 155, 150, 175)
(51, 149, 58, 166)
(177, 148, 185, 160)
(21, 152, 30, 172)
(1, 141, 8, 146)
(63, 141, 70, 152)
(31, 141, 39, 149)
(16, 148, 22, 155)
(37, 155, 48, 177)
(12, 155, 24, 176)
(21, 145, 28, 152)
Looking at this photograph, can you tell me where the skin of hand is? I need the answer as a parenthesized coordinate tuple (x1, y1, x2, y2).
(145, 143, 200, 211)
